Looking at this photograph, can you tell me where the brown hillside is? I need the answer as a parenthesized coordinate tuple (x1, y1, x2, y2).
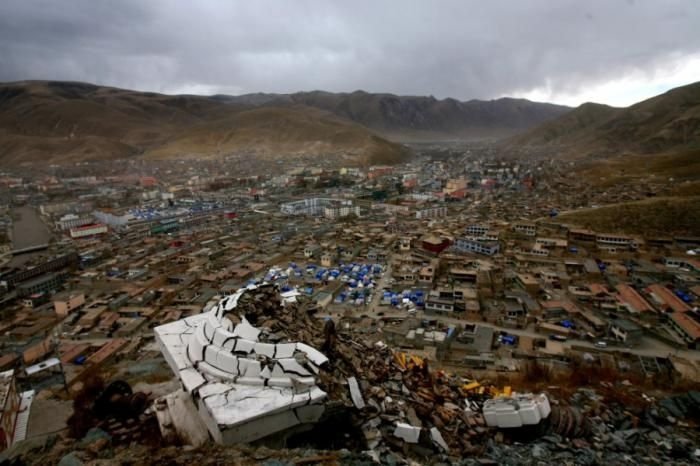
(228, 90, 571, 141)
(508, 81, 700, 158)
(0, 81, 408, 166)
(145, 106, 408, 164)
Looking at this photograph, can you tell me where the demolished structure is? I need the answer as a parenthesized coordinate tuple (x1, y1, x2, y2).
(154, 285, 328, 444)
(153, 280, 588, 457)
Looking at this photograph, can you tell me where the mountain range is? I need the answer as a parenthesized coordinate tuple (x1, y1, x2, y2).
(0, 81, 569, 166)
(2, 79, 698, 166)
(219, 90, 571, 141)
(508, 81, 700, 158)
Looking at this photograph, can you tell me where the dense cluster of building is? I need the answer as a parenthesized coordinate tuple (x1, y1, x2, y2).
(0, 147, 697, 454)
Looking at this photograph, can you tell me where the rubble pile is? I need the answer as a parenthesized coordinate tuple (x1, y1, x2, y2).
(1, 431, 372, 466)
(5, 285, 700, 465)
(469, 388, 700, 466)
(235, 285, 503, 457)
(223, 286, 700, 464)
(4, 384, 700, 466)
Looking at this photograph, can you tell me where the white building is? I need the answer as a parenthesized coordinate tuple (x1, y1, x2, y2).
(55, 213, 93, 231)
(69, 223, 108, 239)
(324, 205, 361, 219)
(416, 206, 447, 220)
(280, 198, 358, 218)
(465, 225, 490, 237)
(154, 285, 328, 445)
(454, 238, 500, 256)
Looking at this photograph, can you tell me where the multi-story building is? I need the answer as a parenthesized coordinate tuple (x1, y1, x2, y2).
(69, 223, 108, 239)
(512, 222, 537, 236)
(16, 273, 65, 297)
(465, 225, 489, 237)
(53, 292, 86, 317)
(2, 253, 78, 289)
(55, 213, 93, 231)
(595, 233, 638, 249)
(416, 206, 447, 220)
(568, 228, 597, 242)
(324, 205, 361, 219)
(280, 198, 355, 217)
(453, 238, 500, 256)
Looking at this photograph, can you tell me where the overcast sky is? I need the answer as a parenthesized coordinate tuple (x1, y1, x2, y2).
(1, 0, 699, 107)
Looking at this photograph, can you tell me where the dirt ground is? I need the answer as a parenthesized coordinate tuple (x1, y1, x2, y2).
(26, 396, 73, 439)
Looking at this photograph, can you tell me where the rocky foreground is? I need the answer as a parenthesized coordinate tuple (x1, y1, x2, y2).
(2, 388, 700, 466)
(2, 287, 700, 465)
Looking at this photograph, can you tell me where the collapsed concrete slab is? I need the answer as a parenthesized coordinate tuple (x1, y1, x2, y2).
(154, 284, 328, 445)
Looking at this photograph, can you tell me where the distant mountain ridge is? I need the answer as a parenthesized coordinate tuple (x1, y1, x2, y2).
(222, 90, 571, 140)
(0, 80, 572, 165)
(508, 81, 700, 157)
(0, 81, 408, 166)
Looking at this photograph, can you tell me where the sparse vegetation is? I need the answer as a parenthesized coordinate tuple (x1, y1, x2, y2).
(509, 81, 700, 158)
(0, 82, 409, 166)
(579, 149, 700, 188)
(557, 196, 700, 236)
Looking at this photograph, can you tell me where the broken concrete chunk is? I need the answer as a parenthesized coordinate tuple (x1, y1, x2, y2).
(179, 368, 206, 393)
(277, 358, 312, 377)
(253, 342, 275, 358)
(295, 342, 329, 366)
(275, 343, 297, 359)
(393, 422, 421, 443)
(430, 427, 449, 452)
(234, 338, 255, 354)
(232, 317, 260, 341)
(348, 377, 366, 409)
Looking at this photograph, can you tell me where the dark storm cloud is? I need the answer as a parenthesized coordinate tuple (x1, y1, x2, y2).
(0, 0, 698, 103)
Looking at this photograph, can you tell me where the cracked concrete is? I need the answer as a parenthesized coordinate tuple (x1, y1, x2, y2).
(154, 283, 327, 445)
